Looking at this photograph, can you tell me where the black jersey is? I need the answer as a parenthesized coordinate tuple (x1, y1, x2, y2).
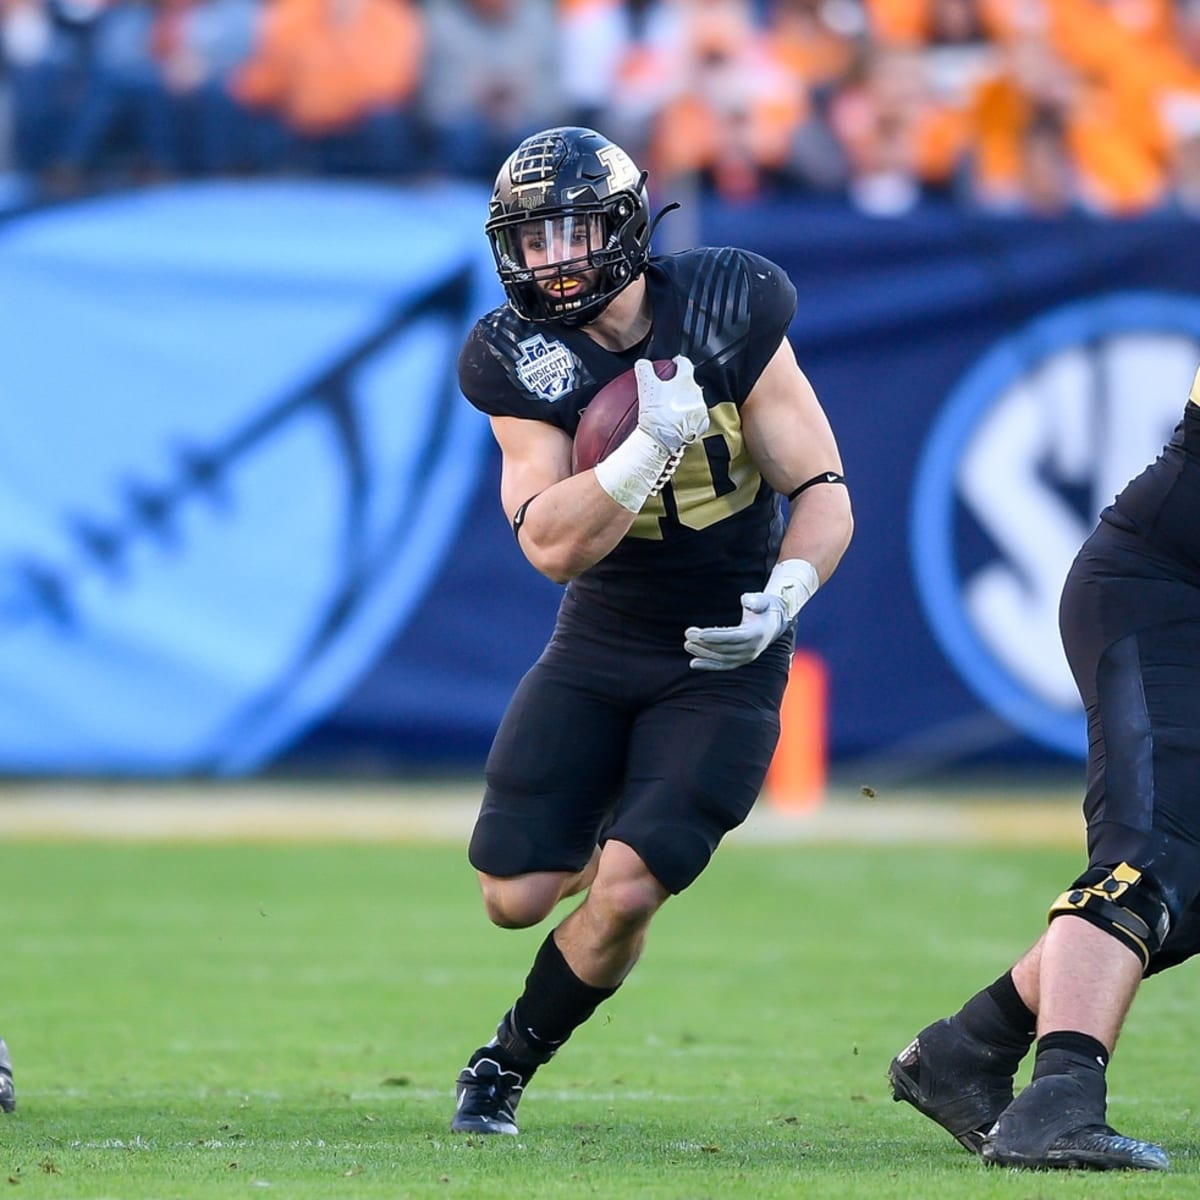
(458, 247, 798, 631)
(1101, 367, 1200, 580)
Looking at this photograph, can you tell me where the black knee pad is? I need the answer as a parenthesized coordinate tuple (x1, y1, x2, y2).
(468, 801, 600, 879)
(1048, 863, 1171, 970)
(1148, 907, 1200, 977)
(468, 812, 540, 878)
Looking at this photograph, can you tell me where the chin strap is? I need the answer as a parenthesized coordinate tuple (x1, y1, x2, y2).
(644, 201, 681, 248)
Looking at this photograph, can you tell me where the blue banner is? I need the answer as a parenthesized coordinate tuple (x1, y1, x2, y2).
(2, 184, 1199, 776)
(701, 204, 1200, 775)
(0, 181, 498, 773)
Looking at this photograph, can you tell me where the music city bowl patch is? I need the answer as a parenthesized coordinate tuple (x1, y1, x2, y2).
(0, 180, 499, 774)
(910, 292, 1200, 758)
(515, 332, 576, 401)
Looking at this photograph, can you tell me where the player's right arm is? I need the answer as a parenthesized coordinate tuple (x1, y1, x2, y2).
(489, 354, 708, 584)
(489, 414, 637, 584)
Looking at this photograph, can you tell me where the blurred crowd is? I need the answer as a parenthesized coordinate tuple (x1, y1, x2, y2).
(4, 0, 1200, 215)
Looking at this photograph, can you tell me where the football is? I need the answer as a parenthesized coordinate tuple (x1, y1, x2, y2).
(571, 359, 677, 473)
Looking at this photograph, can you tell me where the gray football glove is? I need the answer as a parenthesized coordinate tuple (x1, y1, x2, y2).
(685, 559, 820, 671)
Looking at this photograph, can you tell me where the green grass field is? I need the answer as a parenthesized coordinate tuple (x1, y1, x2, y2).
(0, 794, 1194, 1198)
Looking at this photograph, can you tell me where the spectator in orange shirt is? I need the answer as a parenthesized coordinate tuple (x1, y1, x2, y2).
(827, 40, 966, 213)
(864, 0, 986, 46)
(965, 0, 1200, 121)
(233, 0, 423, 175)
(611, 0, 836, 203)
(961, 28, 1172, 214)
(860, 0, 997, 114)
(768, 0, 858, 97)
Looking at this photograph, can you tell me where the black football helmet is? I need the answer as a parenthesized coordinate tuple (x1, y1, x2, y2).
(486, 127, 656, 327)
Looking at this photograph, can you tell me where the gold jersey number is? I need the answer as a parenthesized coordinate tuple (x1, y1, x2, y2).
(629, 402, 762, 539)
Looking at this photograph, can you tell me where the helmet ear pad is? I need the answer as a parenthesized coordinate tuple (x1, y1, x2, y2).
(486, 127, 652, 326)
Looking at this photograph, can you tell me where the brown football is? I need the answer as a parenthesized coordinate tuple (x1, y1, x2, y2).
(571, 359, 677, 474)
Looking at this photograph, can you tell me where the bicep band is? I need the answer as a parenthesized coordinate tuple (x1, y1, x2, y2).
(512, 493, 539, 540)
(787, 472, 846, 502)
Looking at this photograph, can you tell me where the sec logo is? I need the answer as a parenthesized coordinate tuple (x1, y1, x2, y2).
(0, 180, 500, 774)
(910, 292, 1200, 758)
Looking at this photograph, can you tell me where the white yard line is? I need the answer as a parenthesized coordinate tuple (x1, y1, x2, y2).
(0, 781, 1083, 846)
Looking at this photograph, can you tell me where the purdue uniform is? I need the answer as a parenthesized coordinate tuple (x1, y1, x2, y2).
(1057, 364, 1200, 976)
(888, 367, 1200, 1173)
(459, 245, 796, 894)
(447, 126, 851, 1141)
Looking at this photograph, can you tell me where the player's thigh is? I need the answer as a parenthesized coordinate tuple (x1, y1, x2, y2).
(1084, 620, 1200, 917)
(606, 643, 790, 895)
(470, 654, 630, 878)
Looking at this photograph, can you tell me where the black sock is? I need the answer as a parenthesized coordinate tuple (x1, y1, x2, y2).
(1032, 1031, 1109, 1081)
(985, 972, 1038, 1040)
(513, 931, 618, 1049)
(953, 971, 1037, 1072)
(476, 932, 618, 1079)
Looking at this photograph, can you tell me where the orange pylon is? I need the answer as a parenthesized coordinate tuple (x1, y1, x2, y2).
(765, 650, 828, 814)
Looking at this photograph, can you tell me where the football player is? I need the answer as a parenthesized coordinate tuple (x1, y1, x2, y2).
(450, 126, 853, 1135)
(888, 365, 1200, 1172)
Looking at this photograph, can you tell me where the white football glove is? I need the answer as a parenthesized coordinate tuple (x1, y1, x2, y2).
(594, 355, 710, 512)
(635, 355, 709, 452)
(685, 559, 820, 671)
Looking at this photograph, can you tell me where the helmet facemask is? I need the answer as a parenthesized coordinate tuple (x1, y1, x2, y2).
(489, 200, 641, 326)
(486, 127, 653, 327)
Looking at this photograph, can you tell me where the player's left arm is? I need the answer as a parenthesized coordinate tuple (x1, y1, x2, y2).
(684, 338, 853, 671)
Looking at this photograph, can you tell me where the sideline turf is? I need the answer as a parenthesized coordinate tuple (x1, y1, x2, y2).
(0, 834, 1192, 1197)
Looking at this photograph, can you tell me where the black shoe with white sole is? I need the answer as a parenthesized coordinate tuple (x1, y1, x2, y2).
(450, 1056, 524, 1136)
